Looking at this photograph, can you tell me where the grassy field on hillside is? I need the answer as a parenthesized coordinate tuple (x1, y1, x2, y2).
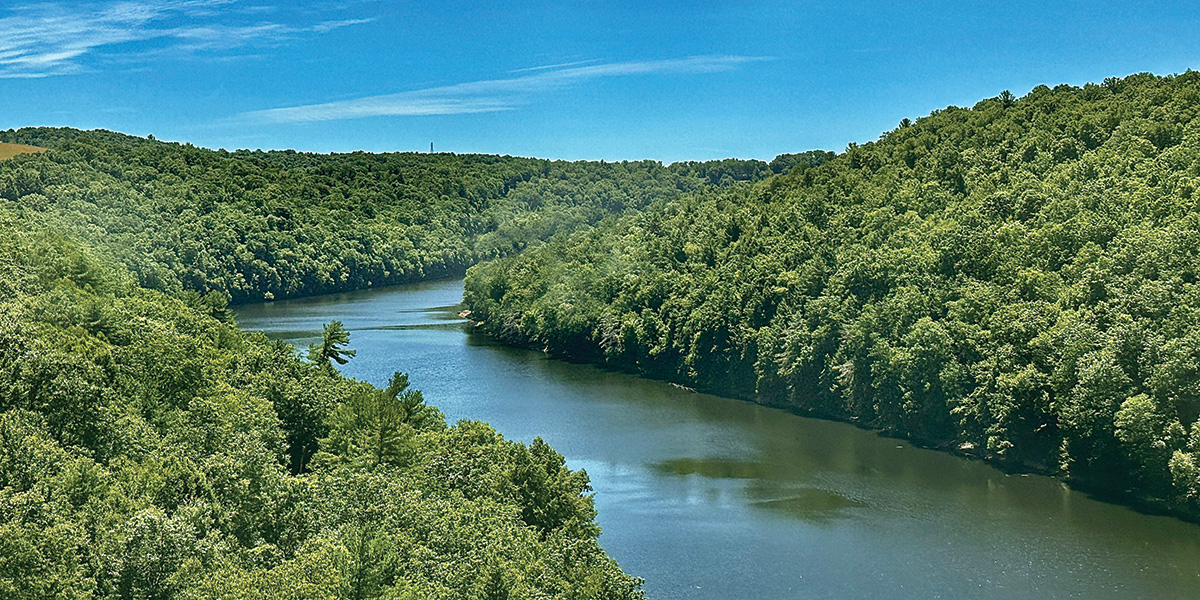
(0, 141, 45, 159)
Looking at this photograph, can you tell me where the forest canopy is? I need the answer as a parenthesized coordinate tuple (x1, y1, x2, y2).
(0, 208, 644, 599)
(464, 71, 1200, 517)
(7, 69, 1200, 595)
(0, 123, 793, 598)
(0, 127, 771, 304)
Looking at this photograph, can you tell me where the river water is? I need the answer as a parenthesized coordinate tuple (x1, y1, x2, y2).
(236, 279, 1200, 600)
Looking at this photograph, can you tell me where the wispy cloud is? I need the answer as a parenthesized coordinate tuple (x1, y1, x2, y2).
(311, 18, 372, 33)
(0, 1, 373, 78)
(507, 59, 604, 74)
(242, 55, 772, 124)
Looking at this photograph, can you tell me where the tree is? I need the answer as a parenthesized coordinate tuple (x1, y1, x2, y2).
(1115, 393, 1181, 495)
(464, 71, 1200, 516)
(314, 372, 437, 471)
(308, 321, 356, 367)
(182, 290, 233, 324)
(506, 437, 598, 536)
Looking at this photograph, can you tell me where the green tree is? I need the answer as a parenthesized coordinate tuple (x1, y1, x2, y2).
(0, 211, 643, 598)
(465, 71, 1200, 516)
(308, 321, 356, 367)
(314, 372, 435, 471)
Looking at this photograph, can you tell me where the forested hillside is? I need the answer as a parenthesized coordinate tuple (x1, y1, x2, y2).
(0, 126, 797, 598)
(464, 72, 1200, 516)
(0, 208, 643, 598)
(9, 66, 1200, 593)
(0, 127, 768, 303)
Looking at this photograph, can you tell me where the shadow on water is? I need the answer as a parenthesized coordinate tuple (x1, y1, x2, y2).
(393, 303, 465, 314)
(258, 329, 322, 340)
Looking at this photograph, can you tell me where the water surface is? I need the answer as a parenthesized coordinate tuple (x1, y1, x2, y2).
(236, 279, 1200, 600)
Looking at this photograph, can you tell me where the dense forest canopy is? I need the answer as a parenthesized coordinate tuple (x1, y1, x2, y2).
(0, 127, 772, 304)
(0, 208, 644, 598)
(0, 126, 790, 598)
(464, 71, 1200, 516)
(0, 126, 807, 596)
(7, 68, 1200, 596)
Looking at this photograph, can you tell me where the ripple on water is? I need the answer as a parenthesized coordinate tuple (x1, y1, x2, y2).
(653, 457, 866, 521)
(749, 488, 867, 521)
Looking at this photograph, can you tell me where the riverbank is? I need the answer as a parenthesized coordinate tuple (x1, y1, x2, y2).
(238, 279, 1200, 600)
(462, 313, 1200, 526)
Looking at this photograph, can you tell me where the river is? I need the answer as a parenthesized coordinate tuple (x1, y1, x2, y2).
(235, 278, 1200, 600)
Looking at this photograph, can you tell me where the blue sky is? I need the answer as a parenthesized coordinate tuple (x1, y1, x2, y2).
(3, 0, 1199, 161)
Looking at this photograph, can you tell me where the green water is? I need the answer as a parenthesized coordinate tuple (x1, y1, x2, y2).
(236, 279, 1200, 600)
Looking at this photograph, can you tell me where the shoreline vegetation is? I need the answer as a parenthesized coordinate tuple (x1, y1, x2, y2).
(4, 69, 1200, 596)
(462, 310, 1188, 522)
(0, 126, 786, 305)
(0, 125, 786, 598)
(463, 71, 1200, 523)
(0, 214, 646, 598)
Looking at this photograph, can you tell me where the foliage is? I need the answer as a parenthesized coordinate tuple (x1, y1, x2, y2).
(0, 127, 769, 304)
(0, 212, 643, 599)
(307, 320, 356, 367)
(465, 71, 1200, 516)
(0, 126, 786, 598)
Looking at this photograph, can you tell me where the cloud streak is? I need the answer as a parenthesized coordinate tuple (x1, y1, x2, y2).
(0, 1, 372, 78)
(242, 55, 772, 124)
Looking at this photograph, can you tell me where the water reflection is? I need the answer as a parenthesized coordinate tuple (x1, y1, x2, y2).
(749, 489, 866, 520)
(654, 457, 866, 521)
(365, 322, 467, 331)
(655, 457, 782, 480)
(237, 280, 1200, 600)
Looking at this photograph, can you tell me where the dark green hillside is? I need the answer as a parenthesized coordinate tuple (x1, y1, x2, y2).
(0, 125, 788, 598)
(0, 209, 643, 598)
(0, 127, 767, 304)
(464, 72, 1200, 516)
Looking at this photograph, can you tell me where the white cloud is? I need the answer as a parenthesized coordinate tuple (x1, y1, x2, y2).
(243, 55, 772, 123)
(311, 18, 373, 33)
(0, 1, 372, 78)
(507, 59, 604, 74)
